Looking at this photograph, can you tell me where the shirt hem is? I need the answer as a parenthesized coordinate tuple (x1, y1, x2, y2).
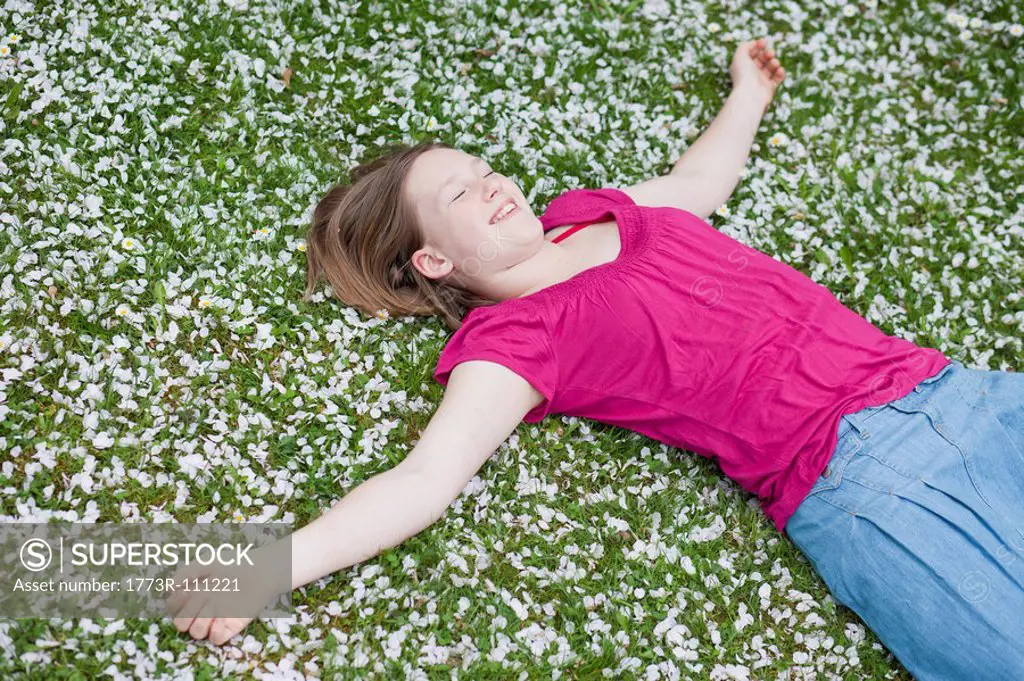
(769, 352, 952, 536)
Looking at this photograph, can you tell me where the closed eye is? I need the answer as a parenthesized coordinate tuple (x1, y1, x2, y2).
(452, 171, 496, 202)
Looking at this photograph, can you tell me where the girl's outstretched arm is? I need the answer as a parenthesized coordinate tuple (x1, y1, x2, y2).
(169, 359, 544, 644)
(621, 37, 786, 220)
(290, 359, 542, 587)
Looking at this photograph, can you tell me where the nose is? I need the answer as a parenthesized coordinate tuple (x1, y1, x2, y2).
(482, 174, 501, 200)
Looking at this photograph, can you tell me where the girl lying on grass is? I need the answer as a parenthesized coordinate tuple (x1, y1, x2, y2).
(169, 38, 1024, 680)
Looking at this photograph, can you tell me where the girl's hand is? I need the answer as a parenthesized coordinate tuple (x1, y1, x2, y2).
(165, 546, 286, 646)
(729, 37, 786, 111)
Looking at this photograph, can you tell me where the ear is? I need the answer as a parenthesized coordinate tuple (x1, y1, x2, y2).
(410, 246, 455, 282)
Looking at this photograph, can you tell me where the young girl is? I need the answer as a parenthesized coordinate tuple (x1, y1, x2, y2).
(170, 38, 1024, 679)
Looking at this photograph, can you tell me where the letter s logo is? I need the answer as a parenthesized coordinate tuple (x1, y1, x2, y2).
(20, 538, 52, 572)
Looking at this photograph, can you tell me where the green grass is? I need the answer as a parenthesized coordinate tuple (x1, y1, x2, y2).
(0, 0, 1022, 678)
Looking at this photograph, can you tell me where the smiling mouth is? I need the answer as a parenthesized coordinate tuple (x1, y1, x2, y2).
(490, 200, 518, 224)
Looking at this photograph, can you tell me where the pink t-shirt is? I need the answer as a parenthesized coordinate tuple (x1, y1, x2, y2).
(433, 187, 950, 534)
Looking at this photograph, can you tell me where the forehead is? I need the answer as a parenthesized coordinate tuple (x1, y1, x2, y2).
(421, 148, 476, 179)
(408, 149, 481, 203)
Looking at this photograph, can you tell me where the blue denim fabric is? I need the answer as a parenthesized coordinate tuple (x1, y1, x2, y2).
(787, 360, 1024, 681)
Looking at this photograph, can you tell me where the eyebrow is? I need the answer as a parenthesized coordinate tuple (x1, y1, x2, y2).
(439, 158, 488, 200)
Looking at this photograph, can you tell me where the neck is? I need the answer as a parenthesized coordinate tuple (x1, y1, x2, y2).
(474, 240, 577, 302)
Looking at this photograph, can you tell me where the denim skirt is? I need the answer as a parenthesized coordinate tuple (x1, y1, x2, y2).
(786, 360, 1024, 681)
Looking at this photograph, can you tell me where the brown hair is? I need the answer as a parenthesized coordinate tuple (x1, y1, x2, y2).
(302, 140, 498, 331)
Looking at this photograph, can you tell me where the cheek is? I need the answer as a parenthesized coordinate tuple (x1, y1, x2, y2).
(455, 226, 492, 259)
(454, 224, 520, 270)
(450, 213, 536, 267)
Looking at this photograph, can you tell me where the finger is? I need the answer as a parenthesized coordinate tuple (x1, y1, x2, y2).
(209, 617, 244, 646)
(165, 590, 184, 616)
(209, 618, 230, 646)
(189, 617, 213, 640)
(188, 602, 217, 640)
(165, 570, 195, 614)
(165, 573, 200, 615)
(173, 592, 207, 632)
(173, 614, 195, 633)
(774, 68, 786, 83)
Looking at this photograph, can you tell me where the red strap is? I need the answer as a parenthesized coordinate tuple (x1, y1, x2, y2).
(550, 218, 602, 244)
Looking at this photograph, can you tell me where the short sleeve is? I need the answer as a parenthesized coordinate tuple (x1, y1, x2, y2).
(433, 307, 558, 423)
(540, 187, 636, 232)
